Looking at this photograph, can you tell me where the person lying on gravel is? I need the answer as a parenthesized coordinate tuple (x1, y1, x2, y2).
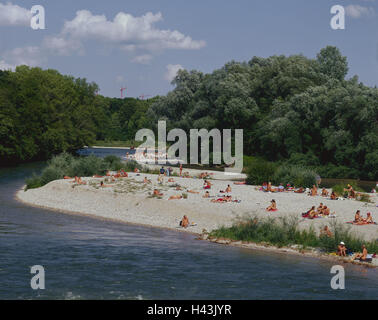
(153, 189, 163, 196)
(187, 190, 199, 194)
(100, 181, 111, 188)
(169, 195, 183, 200)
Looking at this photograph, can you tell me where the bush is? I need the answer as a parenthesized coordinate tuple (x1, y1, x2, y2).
(246, 158, 277, 185)
(273, 165, 318, 188)
(245, 158, 318, 188)
(332, 182, 364, 197)
(25, 153, 140, 190)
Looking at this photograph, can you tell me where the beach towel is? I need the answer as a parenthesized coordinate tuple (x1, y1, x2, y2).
(346, 221, 377, 225)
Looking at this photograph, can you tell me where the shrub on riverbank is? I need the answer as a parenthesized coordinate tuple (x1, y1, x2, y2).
(25, 153, 142, 190)
(209, 215, 378, 254)
(246, 158, 318, 188)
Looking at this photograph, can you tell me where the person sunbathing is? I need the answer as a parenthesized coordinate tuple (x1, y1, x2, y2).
(364, 212, 374, 224)
(316, 203, 325, 215)
(180, 215, 189, 228)
(321, 188, 329, 197)
(322, 206, 330, 216)
(234, 181, 246, 185)
(337, 242, 347, 257)
(330, 191, 337, 200)
(153, 189, 163, 197)
(92, 174, 104, 178)
(120, 170, 128, 177)
(211, 195, 229, 203)
(74, 176, 86, 185)
(64, 176, 72, 179)
(169, 195, 183, 200)
(100, 181, 112, 188)
(344, 184, 355, 198)
(354, 210, 363, 224)
(203, 180, 212, 189)
(168, 178, 174, 183)
(310, 185, 318, 196)
(225, 185, 232, 193)
(278, 184, 285, 192)
(187, 190, 199, 194)
(267, 182, 275, 192)
(203, 191, 210, 198)
(176, 186, 182, 191)
(134, 168, 140, 173)
(143, 177, 151, 184)
(302, 206, 317, 218)
(262, 182, 268, 192)
(266, 199, 277, 211)
(353, 245, 368, 261)
(294, 187, 304, 193)
(321, 225, 333, 237)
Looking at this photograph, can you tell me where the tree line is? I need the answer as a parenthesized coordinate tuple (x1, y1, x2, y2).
(0, 46, 377, 180)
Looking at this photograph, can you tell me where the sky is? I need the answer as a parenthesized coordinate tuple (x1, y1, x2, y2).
(0, 0, 377, 98)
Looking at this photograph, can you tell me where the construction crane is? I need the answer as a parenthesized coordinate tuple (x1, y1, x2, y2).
(120, 87, 127, 98)
(139, 94, 151, 100)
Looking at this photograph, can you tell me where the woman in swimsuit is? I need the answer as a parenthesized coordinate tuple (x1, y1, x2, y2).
(169, 195, 183, 200)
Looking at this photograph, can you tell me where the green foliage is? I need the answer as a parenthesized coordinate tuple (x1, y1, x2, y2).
(246, 158, 277, 185)
(332, 182, 364, 197)
(147, 46, 377, 180)
(246, 158, 318, 187)
(273, 165, 318, 188)
(25, 153, 143, 189)
(210, 215, 378, 254)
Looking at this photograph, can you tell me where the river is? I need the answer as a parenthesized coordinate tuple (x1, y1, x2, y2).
(0, 150, 377, 299)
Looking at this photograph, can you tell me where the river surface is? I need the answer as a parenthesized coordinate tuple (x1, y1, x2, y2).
(0, 150, 377, 299)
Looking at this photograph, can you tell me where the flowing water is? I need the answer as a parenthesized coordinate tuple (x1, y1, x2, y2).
(0, 150, 377, 299)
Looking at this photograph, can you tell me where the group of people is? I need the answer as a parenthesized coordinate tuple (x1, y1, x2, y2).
(353, 210, 374, 225)
(337, 242, 372, 262)
(302, 203, 334, 219)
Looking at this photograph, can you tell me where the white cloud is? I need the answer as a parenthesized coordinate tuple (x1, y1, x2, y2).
(43, 36, 84, 56)
(165, 64, 183, 82)
(345, 5, 376, 18)
(0, 2, 31, 26)
(0, 59, 15, 70)
(48, 10, 205, 56)
(131, 54, 153, 64)
(1, 46, 43, 69)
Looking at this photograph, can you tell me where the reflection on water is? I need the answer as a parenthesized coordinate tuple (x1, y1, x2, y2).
(0, 157, 377, 300)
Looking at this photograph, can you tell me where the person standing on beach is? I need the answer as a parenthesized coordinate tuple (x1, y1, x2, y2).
(179, 164, 183, 177)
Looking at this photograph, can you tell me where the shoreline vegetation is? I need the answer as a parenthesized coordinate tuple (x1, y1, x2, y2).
(19, 153, 378, 268)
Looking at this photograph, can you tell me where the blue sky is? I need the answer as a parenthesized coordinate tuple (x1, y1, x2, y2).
(1, 0, 377, 98)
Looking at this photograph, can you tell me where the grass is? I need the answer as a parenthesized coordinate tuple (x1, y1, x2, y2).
(209, 214, 378, 254)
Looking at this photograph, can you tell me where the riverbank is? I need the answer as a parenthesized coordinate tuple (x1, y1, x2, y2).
(16, 171, 378, 267)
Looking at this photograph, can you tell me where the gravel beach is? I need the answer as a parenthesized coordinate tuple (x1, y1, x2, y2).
(16, 171, 378, 241)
